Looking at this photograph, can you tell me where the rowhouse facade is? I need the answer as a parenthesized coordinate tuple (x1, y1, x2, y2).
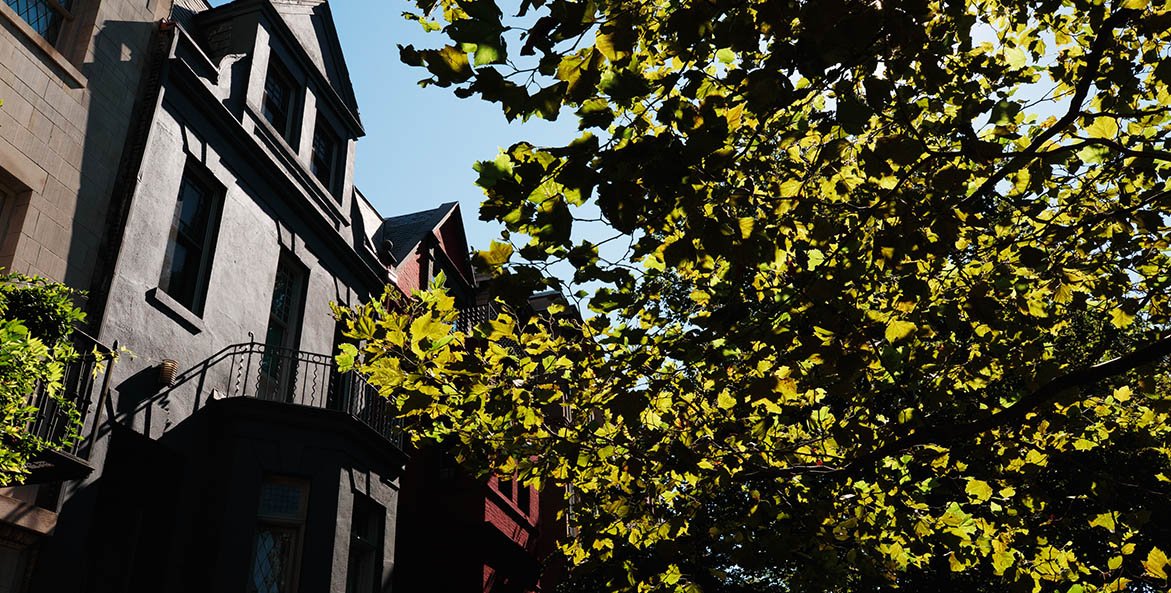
(0, 1, 567, 592)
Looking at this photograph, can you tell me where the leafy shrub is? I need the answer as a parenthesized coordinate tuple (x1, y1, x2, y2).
(0, 272, 86, 485)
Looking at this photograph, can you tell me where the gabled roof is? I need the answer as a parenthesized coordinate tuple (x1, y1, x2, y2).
(374, 202, 460, 264)
(268, 0, 360, 120)
(194, 0, 363, 134)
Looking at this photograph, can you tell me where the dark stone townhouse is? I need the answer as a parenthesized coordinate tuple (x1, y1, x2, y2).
(0, 1, 568, 592)
(1, 0, 409, 590)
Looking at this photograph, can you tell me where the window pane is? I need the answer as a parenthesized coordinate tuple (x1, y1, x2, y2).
(5, 0, 66, 43)
(259, 482, 304, 519)
(250, 525, 298, 593)
(160, 171, 219, 313)
(177, 180, 211, 243)
(264, 75, 290, 133)
(346, 496, 383, 593)
(160, 241, 194, 306)
(270, 263, 295, 324)
(311, 123, 337, 191)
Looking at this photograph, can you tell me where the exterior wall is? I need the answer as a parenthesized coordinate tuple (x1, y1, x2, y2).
(0, 0, 167, 292)
(22, 4, 405, 591)
(0, 2, 168, 589)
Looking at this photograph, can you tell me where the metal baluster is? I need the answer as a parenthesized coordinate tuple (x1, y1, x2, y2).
(243, 333, 256, 399)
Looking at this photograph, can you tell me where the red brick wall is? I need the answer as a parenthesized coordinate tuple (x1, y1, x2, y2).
(394, 247, 423, 294)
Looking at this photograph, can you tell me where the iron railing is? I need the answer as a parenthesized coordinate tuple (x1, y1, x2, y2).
(207, 337, 403, 449)
(455, 302, 497, 334)
(26, 330, 114, 461)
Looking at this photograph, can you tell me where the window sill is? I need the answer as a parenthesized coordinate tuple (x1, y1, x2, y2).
(146, 287, 205, 334)
(0, 2, 87, 89)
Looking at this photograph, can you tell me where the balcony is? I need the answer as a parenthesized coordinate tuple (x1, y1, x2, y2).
(23, 331, 116, 483)
(169, 338, 403, 450)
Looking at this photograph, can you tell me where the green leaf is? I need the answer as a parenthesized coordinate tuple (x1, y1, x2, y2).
(1111, 308, 1135, 328)
(474, 44, 503, 66)
(1145, 547, 1168, 579)
(1004, 46, 1027, 69)
(411, 312, 451, 343)
(716, 48, 735, 64)
(885, 320, 917, 343)
(1090, 512, 1117, 532)
(1077, 144, 1109, 164)
(965, 479, 994, 503)
(1086, 117, 1119, 139)
(478, 241, 514, 268)
(335, 343, 358, 371)
(426, 45, 473, 84)
(717, 391, 736, 410)
(737, 217, 754, 239)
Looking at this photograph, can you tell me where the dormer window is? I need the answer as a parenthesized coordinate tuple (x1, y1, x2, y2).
(6, 0, 73, 44)
(263, 58, 297, 144)
(310, 117, 341, 199)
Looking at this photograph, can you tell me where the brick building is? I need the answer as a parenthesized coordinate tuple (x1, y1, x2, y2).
(0, 1, 567, 592)
(370, 202, 569, 593)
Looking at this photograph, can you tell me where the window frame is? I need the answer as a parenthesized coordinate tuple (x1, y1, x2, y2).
(158, 162, 223, 317)
(4, 0, 74, 45)
(310, 116, 342, 200)
(248, 475, 310, 593)
(261, 254, 308, 401)
(262, 56, 299, 147)
(345, 494, 384, 593)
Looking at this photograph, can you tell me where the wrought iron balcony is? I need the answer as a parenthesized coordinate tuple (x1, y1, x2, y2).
(455, 302, 497, 334)
(23, 330, 116, 483)
(178, 338, 403, 449)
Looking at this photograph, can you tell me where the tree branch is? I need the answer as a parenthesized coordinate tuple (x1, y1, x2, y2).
(842, 331, 1171, 475)
(964, 9, 1125, 204)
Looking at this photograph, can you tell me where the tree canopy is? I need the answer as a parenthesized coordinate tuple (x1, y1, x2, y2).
(343, 0, 1171, 590)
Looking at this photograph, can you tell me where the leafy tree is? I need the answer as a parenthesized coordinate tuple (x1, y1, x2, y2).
(0, 273, 86, 485)
(344, 0, 1171, 590)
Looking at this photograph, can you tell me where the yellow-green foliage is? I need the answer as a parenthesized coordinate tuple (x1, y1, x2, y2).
(0, 273, 85, 485)
(344, 0, 1171, 590)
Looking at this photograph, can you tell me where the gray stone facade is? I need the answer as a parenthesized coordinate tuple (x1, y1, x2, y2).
(0, 0, 169, 290)
(1, 1, 412, 591)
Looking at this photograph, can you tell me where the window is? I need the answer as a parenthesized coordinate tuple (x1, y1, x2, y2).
(5, 0, 73, 44)
(310, 118, 340, 198)
(497, 476, 514, 500)
(517, 482, 531, 516)
(261, 255, 306, 400)
(345, 495, 384, 593)
(159, 166, 221, 315)
(263, 58, 297, 144)
(249, 476, 309, 593)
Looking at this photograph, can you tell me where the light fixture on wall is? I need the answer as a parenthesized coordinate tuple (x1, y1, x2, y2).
(159, 359, 180, 386)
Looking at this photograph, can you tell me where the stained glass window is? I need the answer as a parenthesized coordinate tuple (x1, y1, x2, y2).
(249, 477, 308, 593)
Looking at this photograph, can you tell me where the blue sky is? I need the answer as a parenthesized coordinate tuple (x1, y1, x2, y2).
(313, 2, 580, 253)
